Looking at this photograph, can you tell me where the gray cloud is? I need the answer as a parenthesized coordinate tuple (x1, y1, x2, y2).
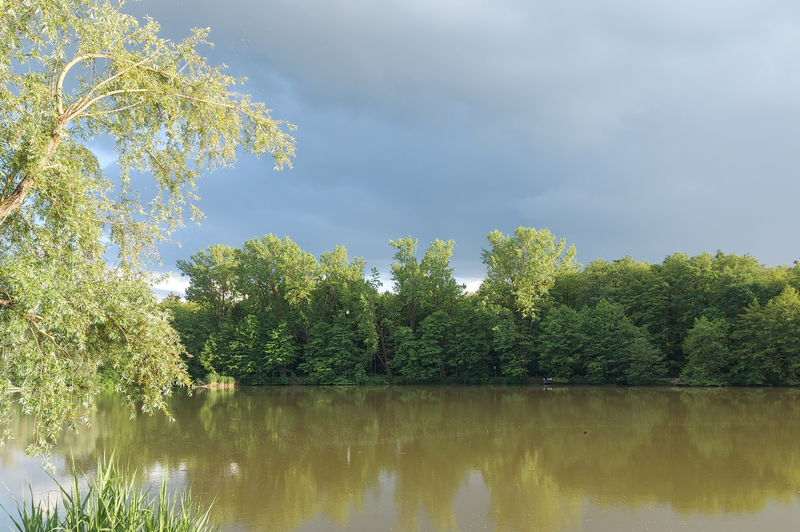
(120, 0, 800, 287)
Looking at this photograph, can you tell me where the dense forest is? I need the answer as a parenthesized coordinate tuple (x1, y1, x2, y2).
(160, 227, 800, 387)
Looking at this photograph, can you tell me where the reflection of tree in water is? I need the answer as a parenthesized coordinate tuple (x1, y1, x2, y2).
(676, 388, 800, 514)
(5, 387, 800, 531)
(482, 449, 582, 532)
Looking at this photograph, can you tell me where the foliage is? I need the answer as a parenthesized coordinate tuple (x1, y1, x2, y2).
(0, 0, 294, 452)
(5, 456, 219, 531)
(624, 337, 668, 385)
(301, 321, 368, 385)
(169, 230, 800, 388)
(537, 304, 585, 382)
(681, 317, 735, 386)
(157, 298, 214, 379)
(481, 226, 578, 322)
(734, 287, 800, 385)
(237, 234, 317, 332)
(480, 227, 577, 380)
(176, 245, 239, 324)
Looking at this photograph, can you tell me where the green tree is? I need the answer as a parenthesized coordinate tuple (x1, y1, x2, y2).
(389, 237, 425, 332)
(582, 300, 663, 385)
(680, 316, 734, 386)
(301, 321, 367, 385)
(388, 237, 462, 381)
(157, 297, 214, 379)
(363, 281, 395, 379)
(537, 304, 586, 382)
(237, 234, 317, 332)
(573, 256, 651, 310)
(302, 246, 375, 384)
(734, 287, 800, 385)
(624, 337, 667, 385)
(393, 310, 452, 382)
(0, 0, 294, 451)
(177, 244, 239, 324)
(259, 321, 298, 382)
(481, 227, 578, 322)
(449, 293, 493, 383)
(481, 227, 577, 379)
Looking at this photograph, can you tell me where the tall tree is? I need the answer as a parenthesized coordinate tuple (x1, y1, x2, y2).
(481, 227, 577, 379)
(389, 237, 462, 381)
(482, 227, 578, 322)
(177, 244, 239, 324)
(390, 237, 425, 332)
(237, 234, 317, 339)
(0, 0, 294, 451)
(734, 287, 800, 385)
(680, 316, 734, 386)
(302, 246, 376, 384)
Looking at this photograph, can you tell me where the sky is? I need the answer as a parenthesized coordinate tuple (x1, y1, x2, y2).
(114, 0, 800, 298)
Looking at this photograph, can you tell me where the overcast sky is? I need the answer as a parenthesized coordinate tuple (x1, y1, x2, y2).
(118, 0, 800, 297)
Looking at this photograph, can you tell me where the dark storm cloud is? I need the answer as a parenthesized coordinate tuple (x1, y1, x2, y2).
(127, 0, 800, 295)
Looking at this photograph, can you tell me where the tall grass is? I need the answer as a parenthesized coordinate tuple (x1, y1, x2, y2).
(202, 372, 236, 390)
(4, 457, 220, 532)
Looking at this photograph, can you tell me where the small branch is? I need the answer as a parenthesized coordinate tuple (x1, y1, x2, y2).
(112, 320, 131, 344)
(68, 89, 151, 119)
(3, 167, 19, 192)
(56, 53, 112, 115)
(15, 211, 50, 259)
(88, 217, 130, 226)
(79, 88, 270, 123)
(79, 46, 162, 103)
(82, 101, 143, 117)
(15, 210, 35, 232)
(84, 115, 172, 178)
(26, 316, 71, 358)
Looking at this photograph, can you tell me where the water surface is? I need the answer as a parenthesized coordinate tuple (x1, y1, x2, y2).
(2, 386, 800, 531)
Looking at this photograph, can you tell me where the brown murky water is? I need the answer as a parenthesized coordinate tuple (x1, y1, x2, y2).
(2, 386, 800, 531)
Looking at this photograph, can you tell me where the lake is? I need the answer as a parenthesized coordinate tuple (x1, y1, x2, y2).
(2, 386, 800, 531)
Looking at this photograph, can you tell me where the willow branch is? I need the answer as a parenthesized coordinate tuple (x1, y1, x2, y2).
(78, 46, 163, 103)
(25, 316, 71, 358)
(84, 115, 172, 178)
(56, 53, 112, 115)
(67, 89, 151, 120)
(82, 101, 143, 117)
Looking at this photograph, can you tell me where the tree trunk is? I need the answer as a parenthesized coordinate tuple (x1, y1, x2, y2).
(375, 322, 392, 379)
(0, 133, 61, 225)
(0, 176, 33, 224)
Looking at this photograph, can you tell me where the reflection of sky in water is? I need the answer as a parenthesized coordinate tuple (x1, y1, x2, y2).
(2, 387, 800, 532)
(0, 450, 77, 530)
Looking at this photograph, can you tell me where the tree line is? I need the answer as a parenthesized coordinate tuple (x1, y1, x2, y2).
(162, 227, 800, 386)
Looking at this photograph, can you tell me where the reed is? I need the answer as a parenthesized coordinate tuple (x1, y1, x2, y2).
(4, 457, 220, 532)
(202, 372, 236, 390)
